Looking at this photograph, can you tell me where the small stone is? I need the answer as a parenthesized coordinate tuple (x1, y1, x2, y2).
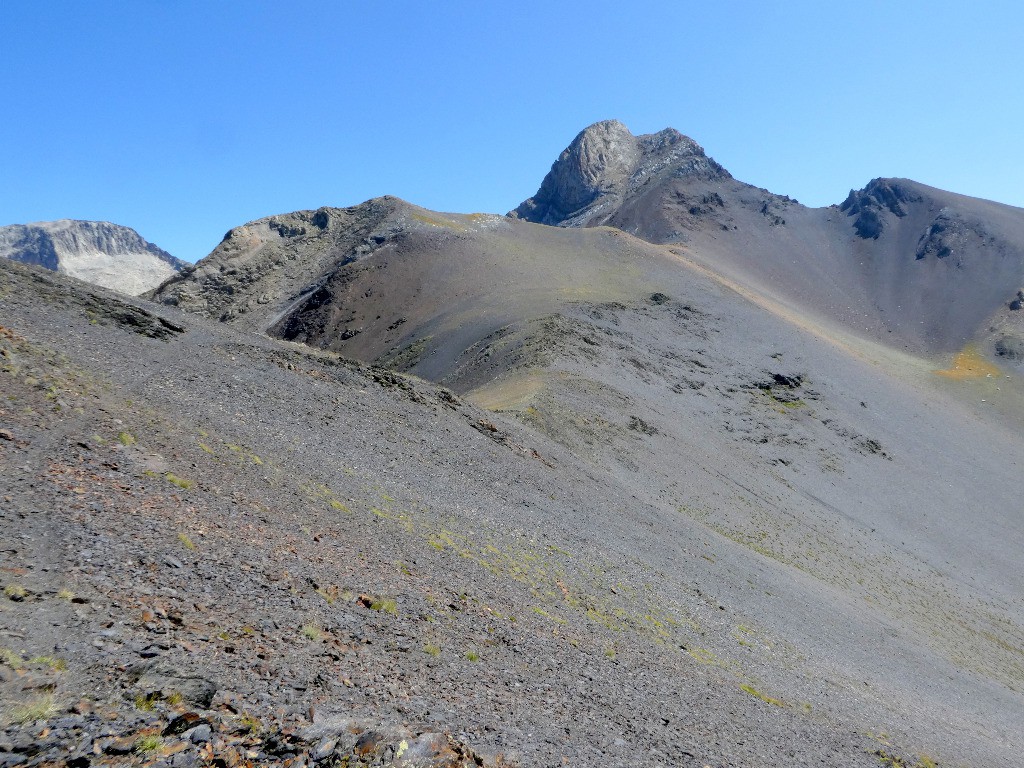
(313, 736, 336, 760)
(137, 670, 217, 708)
(188, 724, 212, 745)
(171, 750, 200, 768)
(163, 713, 208, 737)
(102, 736, 135, 755)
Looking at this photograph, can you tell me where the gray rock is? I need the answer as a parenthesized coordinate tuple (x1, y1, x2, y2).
(511, 120, 726, 226)
(312, 735, 336, 760)
(136, 669, 217, 708)
(0, 220, 186, 295)
(171, 749, 201, 768)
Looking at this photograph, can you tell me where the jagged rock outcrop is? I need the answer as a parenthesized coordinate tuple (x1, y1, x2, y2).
(150, 197, 407, 329)
(511, 120, 729, 227)
(0, 219, 185, 295)
(840, 178, 923, 239)
(156, 121, 1024, 357)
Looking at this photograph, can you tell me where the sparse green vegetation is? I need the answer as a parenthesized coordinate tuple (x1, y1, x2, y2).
(4, 584, 27, 601)
(238, 713, 261, 734)
(315, 585, 339, 604)
(465, 650, 481, 662)
(412, 212, 465, 231)
(134, 693, 160, 711)
(531, 606, 566, 624)
(0, 647, 23, 668)
(740, 683, 785, 707)
(57, 588, 75, 600)
(424, 643, 442, 657)
(687, 647, 720, 665)
(178, 533, 197, 550)
(30, 655, 67, 671)
(13, 694, 58, 724)
(117, 430, 135, 446)
(301, 624, 322, 641)
(164, 472, 193, 490)
(370, 597, 397, 615)
(135, 735, 162, 754)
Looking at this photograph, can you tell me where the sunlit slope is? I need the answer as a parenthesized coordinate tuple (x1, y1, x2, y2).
(513, 122, 1024, 357)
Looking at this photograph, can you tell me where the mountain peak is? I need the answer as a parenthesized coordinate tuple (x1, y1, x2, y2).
(510, 121, 728, 226)
(0, 219, 185, 295)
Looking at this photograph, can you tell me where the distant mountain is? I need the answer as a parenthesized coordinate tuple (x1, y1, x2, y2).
(0, 219, 186, 295)
(512, 120, 1024, 356)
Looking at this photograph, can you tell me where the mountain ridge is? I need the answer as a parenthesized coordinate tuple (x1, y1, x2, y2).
(508, 122, 1024, 357)
(0, 219, 186, 295)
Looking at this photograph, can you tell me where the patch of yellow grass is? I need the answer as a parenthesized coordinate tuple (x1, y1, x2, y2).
(740, 682, 786, 707)
(934, 345, 1002, 380)
(411, 212, 465, 231)
(468, 373, 545, 411)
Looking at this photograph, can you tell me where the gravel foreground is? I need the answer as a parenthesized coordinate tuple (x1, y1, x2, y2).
(1, 259, 1018, 767)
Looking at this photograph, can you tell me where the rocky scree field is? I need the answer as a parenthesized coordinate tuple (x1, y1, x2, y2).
(3, 252, 1023, 767)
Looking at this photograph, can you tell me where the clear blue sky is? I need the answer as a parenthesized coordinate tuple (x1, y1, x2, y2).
(2, 1, 1022, 262)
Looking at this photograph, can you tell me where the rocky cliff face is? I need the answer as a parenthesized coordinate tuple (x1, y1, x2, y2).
(0, 219, 186, 295)
(511, 120, 728, 227)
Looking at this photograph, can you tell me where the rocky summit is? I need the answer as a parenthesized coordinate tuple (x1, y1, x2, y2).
(510, 120, 729, 227)
(0, 220, 185, 295)
(3, 121, 1024, 768)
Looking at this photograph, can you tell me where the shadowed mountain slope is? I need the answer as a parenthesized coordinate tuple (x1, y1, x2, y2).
(0, 219, 186, 295)
(513, 121, 1024, 356)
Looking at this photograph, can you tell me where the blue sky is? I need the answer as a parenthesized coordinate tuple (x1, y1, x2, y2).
(2, 1, 1022, 262)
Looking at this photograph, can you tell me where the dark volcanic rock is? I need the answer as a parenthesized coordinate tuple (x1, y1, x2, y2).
(840, 178, 922, 239)
(4, 226, 1024, 768)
